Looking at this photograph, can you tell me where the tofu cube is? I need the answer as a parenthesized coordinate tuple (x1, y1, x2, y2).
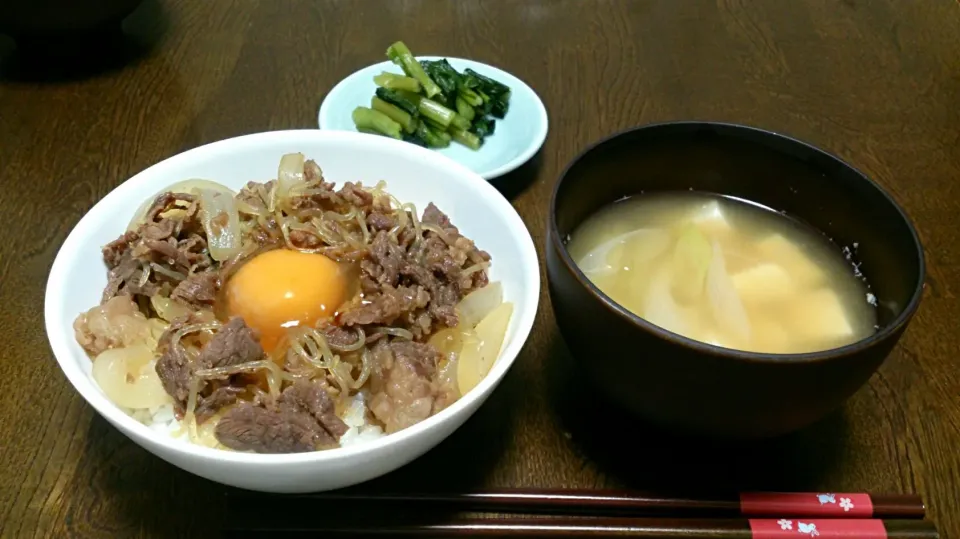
(756, 233, 824, 286)
(784, 288, 854, 342)
(749, 318, 790, 353)
(731, 263, 796, 304)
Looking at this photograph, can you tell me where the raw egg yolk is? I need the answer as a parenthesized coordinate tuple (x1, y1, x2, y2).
(225, 249, 347, 353)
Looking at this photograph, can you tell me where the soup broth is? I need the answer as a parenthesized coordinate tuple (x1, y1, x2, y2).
(567, 192, 877, 354)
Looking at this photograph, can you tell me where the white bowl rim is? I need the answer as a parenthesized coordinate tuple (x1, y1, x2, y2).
(44, 128, 540, 467)
(318, 56, 549, 180)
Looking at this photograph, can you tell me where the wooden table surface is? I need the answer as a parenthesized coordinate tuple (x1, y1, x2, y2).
(2, 0, 959, 537)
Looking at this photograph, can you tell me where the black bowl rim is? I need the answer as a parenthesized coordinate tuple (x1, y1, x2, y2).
(548, 120, 926, 364)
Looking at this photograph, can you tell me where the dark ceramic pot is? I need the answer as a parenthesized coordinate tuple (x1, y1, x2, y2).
(546, 122, 925, 439)
(0, 0, 142, 37)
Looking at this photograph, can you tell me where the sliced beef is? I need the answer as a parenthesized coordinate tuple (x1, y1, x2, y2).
(195, 385, 244, 424)
(98, 190, 212, 304)
(124, 271, 163, 297)
(213, 379, 346, 453)
(389, 341, 439, 377)
(237, 180, 269, 209)
(399, 262, 458, 328)
(287, 167, 375, 215)
(142, 238, 191, 269)
(215, 402, 333, 453)
(289, 180, 341, 211)
(338, 284, 430, 327)
(196, 317, 264, 370)
(421, 202, 452, 229)
(366, 211, 396, 231)
(359, 273, 380, 295)
(288, 229, 323, 249)
(422, 202, 491, 263)
(368, 231, 405, 287)
(144, 192, 181, 222)
(320, 325, 362, 351)
(278, 380, 348, 438)
(155, 317, 264, 414)
(422, 235, 462, 281)
(429, 283, 460, 328)
(341, 199, 492, 331)
(338, 182, 374, 207)
(155, 334, 193, 408)
(371, 194, 392, 213)
(101, 256, 140, 303)
(103, 231, 139, 267)
(171, 271, 218, 308)
(142, 219, 176, 241)
(368, 340, 437, 434)
(73, 296, 152, 356)
(303, 160, 323, 183)
(177, 234, 213, 271)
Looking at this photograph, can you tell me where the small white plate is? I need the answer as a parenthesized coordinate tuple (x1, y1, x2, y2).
(318, 56, 548, 180)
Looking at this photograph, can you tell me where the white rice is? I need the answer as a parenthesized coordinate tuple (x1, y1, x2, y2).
(134, 391, 384, 449)
(338, 392, 385, 447)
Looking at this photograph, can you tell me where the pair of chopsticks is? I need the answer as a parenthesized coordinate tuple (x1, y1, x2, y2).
(224, 488, 937, 537)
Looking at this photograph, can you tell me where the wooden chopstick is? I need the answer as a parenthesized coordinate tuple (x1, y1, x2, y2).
(224, 517, 939, 538)
(228, 489, 925, 519)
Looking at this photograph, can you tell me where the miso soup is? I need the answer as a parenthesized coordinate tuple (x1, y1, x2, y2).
(566, 192, 877, 354)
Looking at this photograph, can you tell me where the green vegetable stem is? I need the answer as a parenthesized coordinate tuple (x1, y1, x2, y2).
(352, 107, 402, 139)
(451, 128, 482, 151)
(375, 87, 419, 117)
(418, 97, 470, 131)
(386, 41, 442, 98)
(416, 122, 450, 148)
(371, 96, 416, 134)
(373, 72, 422, 93)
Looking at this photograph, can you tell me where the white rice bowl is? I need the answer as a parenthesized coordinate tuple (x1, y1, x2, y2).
(45, 130, 539, 493)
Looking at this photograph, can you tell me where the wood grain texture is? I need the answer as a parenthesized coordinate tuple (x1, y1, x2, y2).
(1, 0, 958, 537)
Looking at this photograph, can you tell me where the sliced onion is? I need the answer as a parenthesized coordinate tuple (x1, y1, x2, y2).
(457, 281, 502, 329)
(235, 198, 264, 216)
(642, 265, 691, 336)
(706, 240, 751, 344)
(428, 326, 467, 357)
(457, 301, 513, 396)
(198, 187, 242, 261)
(621, 229, 671, 271)
(670, 225, 713, 304)
(146, 318, 169, 349)
(92, 344, 172, 410)
(577, 229, 669, 278)
(150, 295, 192, 322)
(150, 263, 186, 282)
(462, 261, 490, 277)
(127, 179, 235, 231)
(276, 152, 306, 202)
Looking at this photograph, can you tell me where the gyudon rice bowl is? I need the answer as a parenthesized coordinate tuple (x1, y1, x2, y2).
(72, 152, 513, 454)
